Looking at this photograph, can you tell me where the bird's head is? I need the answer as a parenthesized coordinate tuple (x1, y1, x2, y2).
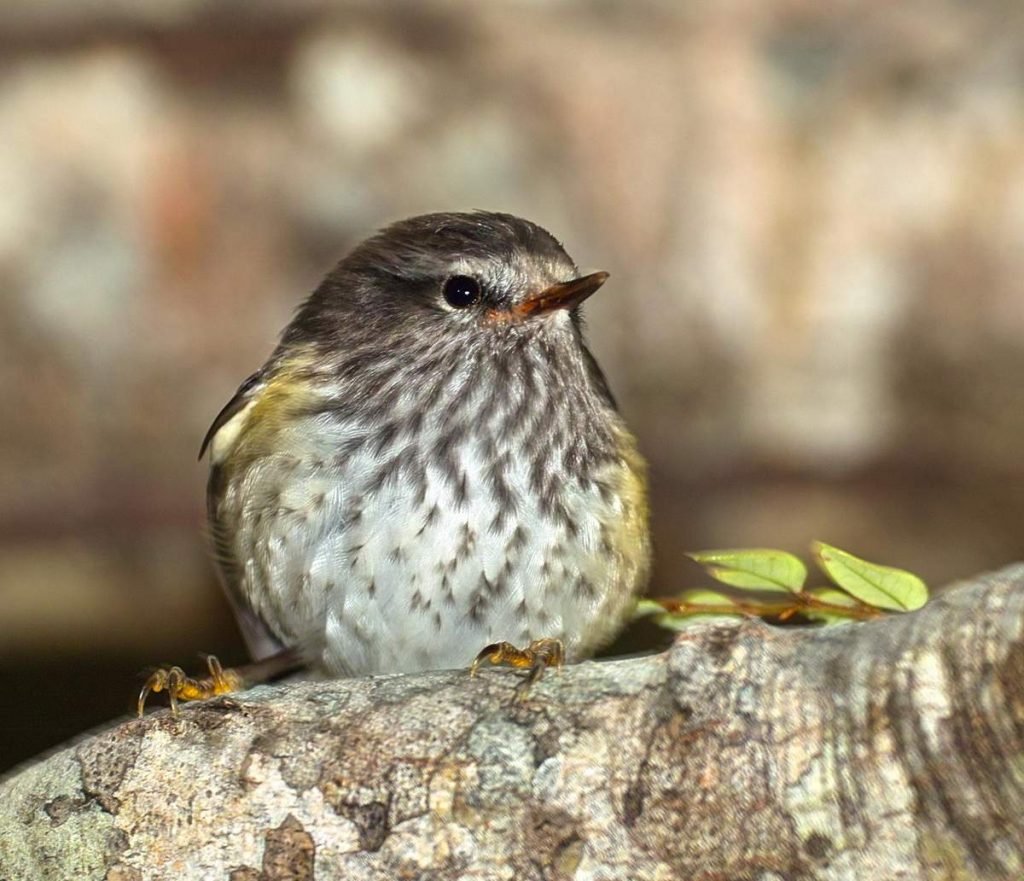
(284, 211, 609, 356)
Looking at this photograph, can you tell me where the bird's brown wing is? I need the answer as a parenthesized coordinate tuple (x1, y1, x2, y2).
(199, 370, 265, 460)
(202, 371, 287, 661)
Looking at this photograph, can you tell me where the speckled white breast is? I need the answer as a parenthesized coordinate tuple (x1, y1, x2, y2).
(216, 403, 646, 677)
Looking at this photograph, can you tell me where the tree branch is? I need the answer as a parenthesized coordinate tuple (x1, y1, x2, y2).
(2, 565, 1023, 880)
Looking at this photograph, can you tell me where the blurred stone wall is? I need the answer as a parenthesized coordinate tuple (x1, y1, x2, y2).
(2, 1, 1023, 769)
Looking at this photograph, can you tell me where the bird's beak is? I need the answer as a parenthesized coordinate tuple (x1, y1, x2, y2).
(512, 271, 610, 317)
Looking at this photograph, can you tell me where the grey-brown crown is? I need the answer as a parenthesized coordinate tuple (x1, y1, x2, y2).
(283, 211, 587, 345)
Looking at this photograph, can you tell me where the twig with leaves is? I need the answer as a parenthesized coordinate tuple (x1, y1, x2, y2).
(637, 541, 930, 630)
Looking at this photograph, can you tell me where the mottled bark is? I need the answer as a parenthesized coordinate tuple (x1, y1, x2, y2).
(2, 565, 1023, 881)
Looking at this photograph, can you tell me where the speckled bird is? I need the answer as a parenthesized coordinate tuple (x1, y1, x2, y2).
(199, 211, 650, 682)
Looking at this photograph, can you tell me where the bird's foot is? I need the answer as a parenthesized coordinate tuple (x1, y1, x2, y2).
(136, 649, 303, 717)
(469, 637, 565, 700)
(137, 654, 243, 717)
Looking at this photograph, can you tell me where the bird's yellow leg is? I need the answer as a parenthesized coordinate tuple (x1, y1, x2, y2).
(137, 654, 244, 718)
(137, 649, 304, 717)
(470, 638, 565, 699)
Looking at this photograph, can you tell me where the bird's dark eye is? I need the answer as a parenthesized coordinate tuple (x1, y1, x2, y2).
(443, 275, 481, 309)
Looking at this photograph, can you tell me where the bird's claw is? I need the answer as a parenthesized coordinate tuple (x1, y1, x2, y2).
(137, 654, 243, 717)
(469, 637, 565, 699)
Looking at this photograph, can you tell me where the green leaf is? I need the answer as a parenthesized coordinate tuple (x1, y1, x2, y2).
(803, 587, 862, 625)
(678, 588, 741, 606)
(812, 542, 929, 611)
(632, 598, 665, 620)
(688, 549, 807, 593)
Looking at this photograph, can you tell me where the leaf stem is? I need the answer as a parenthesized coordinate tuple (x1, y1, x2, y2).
(651, 592, 886, 623)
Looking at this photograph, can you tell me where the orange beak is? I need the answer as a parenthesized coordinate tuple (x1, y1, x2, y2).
(512, 271, 610, 317)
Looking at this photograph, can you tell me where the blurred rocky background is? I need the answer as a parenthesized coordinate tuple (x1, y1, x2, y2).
(2, 0, 1023, 773)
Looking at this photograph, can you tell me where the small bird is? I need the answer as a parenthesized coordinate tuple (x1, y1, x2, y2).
(140, 211, 650, 712)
